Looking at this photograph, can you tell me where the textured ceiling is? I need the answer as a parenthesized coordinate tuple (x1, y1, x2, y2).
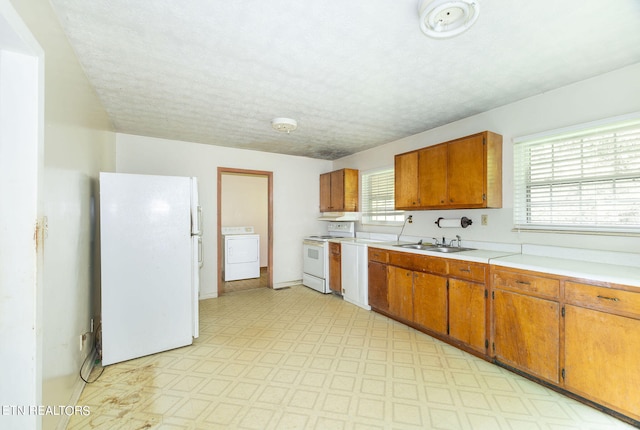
(50, 0, 640, 160)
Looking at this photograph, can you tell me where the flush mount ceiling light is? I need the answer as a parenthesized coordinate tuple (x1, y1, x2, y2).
(271, 118, 297, 133)
(418, 0, 480, 39)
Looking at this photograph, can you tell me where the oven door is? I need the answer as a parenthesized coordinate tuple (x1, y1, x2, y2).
(303, 239, 326, 279)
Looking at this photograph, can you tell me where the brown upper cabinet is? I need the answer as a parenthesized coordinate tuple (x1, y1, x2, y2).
(395, 131, 502, 210)
(320, 168, 359, 212)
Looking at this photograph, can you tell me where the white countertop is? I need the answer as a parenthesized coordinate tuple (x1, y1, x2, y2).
(367, 242, 517, 264)
(490, 251, 640, 289)
(330, 237, 385, 244)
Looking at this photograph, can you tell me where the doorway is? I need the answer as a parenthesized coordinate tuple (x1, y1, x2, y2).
(217, 167, 273, 295)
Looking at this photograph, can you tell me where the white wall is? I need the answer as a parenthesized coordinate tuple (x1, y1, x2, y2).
(115, 134, 332, 297)
(221, 174, 269, 267)
(0, 20, 43, 430)
(7, 1, 115, 429)
(335, 63, 640, 254)
(41, 169, 93, 423)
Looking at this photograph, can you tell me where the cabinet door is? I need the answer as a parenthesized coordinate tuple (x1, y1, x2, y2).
(320, 172, 332, 212)
(413, 272, 447, 335)
(447, 134, 485, 206)
(394, 152, 419, 209)
(368, 261, 388, 311)
(329, 242, 341, 294)
(342, 169, 359, 212)
(449, 279, 485, 352)
(493, 289, 560, 384)
(418, 144, 448, 207)
(564, 305, 640, 421)
(330, 170, 345, 211)
(388, 266, 414, 321)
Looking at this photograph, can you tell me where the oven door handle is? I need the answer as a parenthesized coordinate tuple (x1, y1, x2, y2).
(303, 239, 326, 247)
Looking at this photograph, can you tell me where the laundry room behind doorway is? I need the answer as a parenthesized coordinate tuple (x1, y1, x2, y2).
(219, 169, 271, 294)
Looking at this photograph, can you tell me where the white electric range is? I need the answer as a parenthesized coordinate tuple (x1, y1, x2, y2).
(302, 222, 355, 294)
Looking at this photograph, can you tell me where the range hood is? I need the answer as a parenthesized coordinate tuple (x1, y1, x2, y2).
(318, 212, 360, 221)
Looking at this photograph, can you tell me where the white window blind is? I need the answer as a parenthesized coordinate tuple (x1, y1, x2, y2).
(513, 113, 640, 233)
(361, 168, 404, 225)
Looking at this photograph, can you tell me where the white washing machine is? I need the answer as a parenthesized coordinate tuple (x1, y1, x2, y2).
(222, 226, 260, 281)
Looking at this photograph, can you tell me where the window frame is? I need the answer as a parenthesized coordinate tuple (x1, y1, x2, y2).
(360, 167, 404, 226)
(513, 112, 640, 235)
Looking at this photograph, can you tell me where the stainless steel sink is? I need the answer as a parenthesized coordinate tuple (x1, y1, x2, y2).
(393, 243, 475, 253)
(429, 246, 475, 253)
(393, 243, 435, 251)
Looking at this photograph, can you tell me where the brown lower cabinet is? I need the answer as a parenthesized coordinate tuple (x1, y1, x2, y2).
(563, 281, 640, 423)
(367, 247, 488, 357)
(491, 267, 561, 384)
(368, 248, 389, 311)
(388, 266, 414, 321)
(449, 279, 486, 353)
(448, 259, 488, 353)
(367, 248, 640, 425)
(367, 261, 388, 311)
(491, 267, 640, 425)
(328, 242, 341, 294)
(414, 272, 447, 335)
(492, 288, 560, 384)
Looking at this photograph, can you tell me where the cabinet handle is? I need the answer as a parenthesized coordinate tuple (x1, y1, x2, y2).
(597, 295, 620, 302)
(458, 268, 471, 273)
(515, 280, 531, 285)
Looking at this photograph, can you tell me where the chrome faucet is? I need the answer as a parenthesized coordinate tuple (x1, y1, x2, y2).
(397, 215, 413, 243)
(453, 235, 462, 247)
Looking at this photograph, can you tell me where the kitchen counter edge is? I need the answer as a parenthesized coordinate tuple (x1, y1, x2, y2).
(367, 242, 640, 289)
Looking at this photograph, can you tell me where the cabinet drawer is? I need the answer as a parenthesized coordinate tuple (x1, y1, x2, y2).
(388, 251, 447, 274)
(389, 251, 414, 270)
(368, 248, 389, 263)
(414, 254, 447, 275)
(492, 269, 559, 299)
(448, 260, 486, 283)
(565, 282, 640, 318)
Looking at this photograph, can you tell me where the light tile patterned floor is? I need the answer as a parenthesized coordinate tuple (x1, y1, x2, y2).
(222, 267, 269, 293)
(68, 286, 636, 430)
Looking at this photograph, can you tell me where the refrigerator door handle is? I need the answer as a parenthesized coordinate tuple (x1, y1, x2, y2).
(198, 236, 204, 267)
(197, 205, 202, 234)
(192, 205, 203, 236)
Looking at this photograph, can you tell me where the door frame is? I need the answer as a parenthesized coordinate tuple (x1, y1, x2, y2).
(217, 167, 273, 295)
(0, 1, 45, 428)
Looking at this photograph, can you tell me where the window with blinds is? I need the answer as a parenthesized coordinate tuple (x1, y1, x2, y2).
(361, 168, 404, 225)
(513, 113, 640, 233)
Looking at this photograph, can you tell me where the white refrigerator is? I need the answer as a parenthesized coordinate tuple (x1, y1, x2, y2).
(100, 172, 202, 366)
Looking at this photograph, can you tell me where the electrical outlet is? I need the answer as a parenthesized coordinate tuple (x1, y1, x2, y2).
(481, 214, 488, 225)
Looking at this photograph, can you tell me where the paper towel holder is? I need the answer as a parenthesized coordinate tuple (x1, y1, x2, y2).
(435, 216, 473, 228)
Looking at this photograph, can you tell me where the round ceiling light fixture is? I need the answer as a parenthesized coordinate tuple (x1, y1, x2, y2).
(418, 0, 480, 39)
(271, 118, 297, 133)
